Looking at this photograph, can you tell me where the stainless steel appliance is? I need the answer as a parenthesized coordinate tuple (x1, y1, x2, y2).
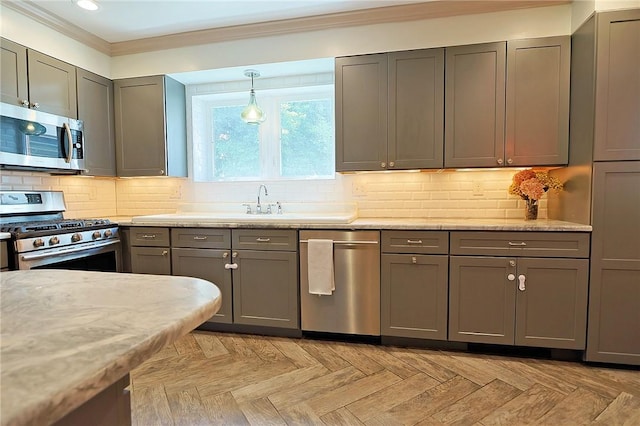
(0, 191, 120, 271)
(299, 230, 380, 336)
(0, 103, 85, 173)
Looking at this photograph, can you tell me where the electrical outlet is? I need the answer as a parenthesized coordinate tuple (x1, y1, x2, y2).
(352, 182, 366, 196)
(472, 181, 484, 196)
(170, 186, 182, 199)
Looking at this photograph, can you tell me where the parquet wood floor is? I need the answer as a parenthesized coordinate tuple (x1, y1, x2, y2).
(130, 331, 640, 425)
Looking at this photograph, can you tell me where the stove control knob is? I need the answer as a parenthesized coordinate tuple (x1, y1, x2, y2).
(71, 233, 83, 243)
(49, 237, 60, 246)
(104, 229, 113, 238)
(92, 231, 102, 240)
(33, 238, 45, 248)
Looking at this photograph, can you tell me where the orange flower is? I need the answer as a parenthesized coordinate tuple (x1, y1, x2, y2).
(520, 178, 545, 200)
(509, 168, 563, 200)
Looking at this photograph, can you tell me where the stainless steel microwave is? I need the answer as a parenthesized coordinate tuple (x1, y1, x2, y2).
(0, 103, 85, 173)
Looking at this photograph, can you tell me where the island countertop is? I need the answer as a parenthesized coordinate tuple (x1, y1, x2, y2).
(0, 270, 221, 426)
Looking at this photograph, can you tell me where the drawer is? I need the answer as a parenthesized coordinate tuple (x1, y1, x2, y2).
(171, 228, 231, 249)
(130, 227, 170, 247)
(232, 229, 297, 251)
(450, 232, 590, 258)
(381, 231, 448, 254)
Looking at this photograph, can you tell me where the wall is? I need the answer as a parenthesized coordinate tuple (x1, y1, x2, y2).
(0, 3, 576, 220)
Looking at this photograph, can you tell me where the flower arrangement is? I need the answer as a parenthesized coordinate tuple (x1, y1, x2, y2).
(509, 169, 563, 220)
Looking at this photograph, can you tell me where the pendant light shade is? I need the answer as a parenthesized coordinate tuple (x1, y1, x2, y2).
(241, 70, 266, 125)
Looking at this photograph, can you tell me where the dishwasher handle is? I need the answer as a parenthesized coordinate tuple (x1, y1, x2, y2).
(299, 240, 378, 245)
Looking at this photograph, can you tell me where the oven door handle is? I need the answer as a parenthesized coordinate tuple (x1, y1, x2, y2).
(20, 240, 119, 261)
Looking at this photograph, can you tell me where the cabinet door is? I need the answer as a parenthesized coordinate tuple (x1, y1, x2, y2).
(388, 49, 444, 169)
(335, 54, 388, 171)
(594, 10, 640, 161)
(506, 37, 570, 166)
(130, 247, 171, 275)
(444, 42, 506, 168)
(77, 69, 116, 176)
(449, 256, 515, 344)
(114, 76, 167, 176)
(381, 254, 448, 339)
(587, 161, 640, 365)
(515, 258, 588, 349)
(26, 50, 77, 118)
(233, 250, 299, 329)
(0, 38, 28, 106)
(172, 248, 233, 324)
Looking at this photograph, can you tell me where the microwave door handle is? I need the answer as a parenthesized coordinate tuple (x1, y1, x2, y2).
(63, 122, 72, 163)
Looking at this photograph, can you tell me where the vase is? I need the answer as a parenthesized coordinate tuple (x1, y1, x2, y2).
(525, 199, 538, 220)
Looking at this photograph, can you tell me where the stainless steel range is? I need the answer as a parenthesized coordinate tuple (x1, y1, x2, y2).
(0, 190, 121, 271)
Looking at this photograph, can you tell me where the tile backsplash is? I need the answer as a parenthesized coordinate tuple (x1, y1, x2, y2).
(0, 168, 546, 219)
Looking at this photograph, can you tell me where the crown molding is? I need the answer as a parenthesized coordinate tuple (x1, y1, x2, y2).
(3, 0, 112, 55)
(6, 0, 570, 57)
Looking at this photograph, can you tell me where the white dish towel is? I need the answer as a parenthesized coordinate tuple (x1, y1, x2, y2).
(307, 239, 335, 295)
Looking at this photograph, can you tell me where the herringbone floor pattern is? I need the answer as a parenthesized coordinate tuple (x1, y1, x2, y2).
(130, 331, 640, 425)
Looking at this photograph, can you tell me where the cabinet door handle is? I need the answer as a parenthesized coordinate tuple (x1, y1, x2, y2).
(224, 263, 238, 270)
(142, 234, 157, 239)
(518, 274, 526, 291)
(193, 236, 208, 240)
(256, 238, 271, 243)
(406, 239, 423, 245)
(508, 242, 527, 247)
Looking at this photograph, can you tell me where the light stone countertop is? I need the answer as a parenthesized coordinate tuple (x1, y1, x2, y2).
(116, 216, 592, 232)
(0, 270, 222, 426)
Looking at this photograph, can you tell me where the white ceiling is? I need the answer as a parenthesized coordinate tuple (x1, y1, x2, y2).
(23, 0, 425, 43)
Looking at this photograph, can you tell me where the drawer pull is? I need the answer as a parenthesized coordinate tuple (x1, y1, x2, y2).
(193, 236, 208, 240)
(256, 238, 271, 243)
(141, 234, 157, 239)
(508, 242, 527, 247)
(407, 239, 423, 245)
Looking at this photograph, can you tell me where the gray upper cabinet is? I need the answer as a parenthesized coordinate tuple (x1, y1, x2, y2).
(336, 48, 444, 171)
(586, 161, 640, 365)
(445, 37, 570, 168)
(1, 38, 77, 119)
(593, 10, 640, 161)
(445, 42, 506, 168)
(1, 38, 28, 107)
(336, 54, 388, 171)
(77, 69, 116, 176)
(388, 49, 444, 169)
(114, 75, 187, 177)
(506, 37, 570, 166)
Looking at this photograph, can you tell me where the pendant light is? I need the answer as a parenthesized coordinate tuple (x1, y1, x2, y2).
(241, 69, 266, 125)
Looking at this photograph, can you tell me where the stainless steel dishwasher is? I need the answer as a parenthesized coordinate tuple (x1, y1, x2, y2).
(299, 230, 380, 336)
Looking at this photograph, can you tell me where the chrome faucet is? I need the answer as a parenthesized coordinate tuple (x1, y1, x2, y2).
(256, 184, 268, 214)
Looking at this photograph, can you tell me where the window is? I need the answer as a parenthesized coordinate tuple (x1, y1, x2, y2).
(192, 85, 335, 182)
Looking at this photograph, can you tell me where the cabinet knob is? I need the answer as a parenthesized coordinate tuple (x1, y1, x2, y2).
(19, 99, 29, 107)
(389, 161, 395, 168)
(507, 273, 516, 281)
(159, 170, 165, 175)
(411, 256, 417, 264)
(223, 252, 229, 258)
(30, 102, 40, 109)
(161, 250, 168, 256)
(507, 158, 513, 164)
(497, 158, 504, 165)
(381, 162, 386, 168)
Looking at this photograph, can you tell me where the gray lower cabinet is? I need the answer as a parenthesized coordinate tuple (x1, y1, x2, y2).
(381, 231, 448, 340)
(586, 161, 640, 365)
(129, 227, 171, 275)
(1, 240, 9, 271)
(171, 228, 233, 324)
(231, 229, 299, 329)
(114, 75, 187, 177)
(77, 69, 116, 176)
(448, 232, 590, 350)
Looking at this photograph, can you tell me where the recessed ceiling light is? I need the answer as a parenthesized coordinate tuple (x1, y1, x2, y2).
(75, 0, 99, 11)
